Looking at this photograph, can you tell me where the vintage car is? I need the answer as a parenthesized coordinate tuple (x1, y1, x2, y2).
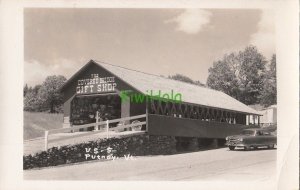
(225, 128, 277, 151)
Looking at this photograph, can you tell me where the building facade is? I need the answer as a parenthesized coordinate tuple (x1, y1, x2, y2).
(259, 105, 277, 126)
(60, 60, 261, 139)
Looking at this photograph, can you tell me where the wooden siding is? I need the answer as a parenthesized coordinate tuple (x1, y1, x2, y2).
(147, 114, 257, 138)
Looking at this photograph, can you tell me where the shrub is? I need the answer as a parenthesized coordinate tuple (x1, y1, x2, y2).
(23, 134, 176, 170)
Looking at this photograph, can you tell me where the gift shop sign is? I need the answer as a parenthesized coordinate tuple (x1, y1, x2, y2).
(76, 74, 117, 94)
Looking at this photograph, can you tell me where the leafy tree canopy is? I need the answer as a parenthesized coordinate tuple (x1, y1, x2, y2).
(207, 45, 269, 105)
(259, 54, 276, 107)
(24, 75, 66, 113)
(169, 74, 205, 87)
(38, 75, 66, 113)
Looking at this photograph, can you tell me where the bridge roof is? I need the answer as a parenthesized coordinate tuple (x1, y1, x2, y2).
(60, 60, 260, 115)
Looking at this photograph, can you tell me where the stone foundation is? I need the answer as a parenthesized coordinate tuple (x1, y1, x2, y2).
(187, 137, 199, 151)
(23, 134, 177, 170)
(175, 137, 223, 151)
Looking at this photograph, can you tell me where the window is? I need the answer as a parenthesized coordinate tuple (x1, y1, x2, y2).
(256, 131, 263, 136)
(262, 131, 271, 136)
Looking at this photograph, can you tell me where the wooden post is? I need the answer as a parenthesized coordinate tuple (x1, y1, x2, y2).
(246, 115, 249, 125)
(44, 130, 49, 151)
(95, 111, 99, 131)
(106, 120, 109, 139)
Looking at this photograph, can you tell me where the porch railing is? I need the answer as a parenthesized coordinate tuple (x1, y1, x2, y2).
(44, 112, 147, 151)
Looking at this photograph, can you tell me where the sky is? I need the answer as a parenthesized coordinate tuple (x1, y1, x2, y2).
(24, 8, 275, 86)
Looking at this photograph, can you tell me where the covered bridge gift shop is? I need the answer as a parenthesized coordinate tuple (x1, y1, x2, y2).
(60, 60, 261, 147)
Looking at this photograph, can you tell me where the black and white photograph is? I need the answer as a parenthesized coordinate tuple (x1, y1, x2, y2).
(0, 0, 299, 190)
(22, 7, 279, 181)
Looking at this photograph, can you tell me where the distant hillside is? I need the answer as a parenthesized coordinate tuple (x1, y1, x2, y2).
(24, 112, 63, 140)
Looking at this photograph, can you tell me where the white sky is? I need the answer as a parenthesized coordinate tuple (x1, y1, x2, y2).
(24, 8, 275, 86)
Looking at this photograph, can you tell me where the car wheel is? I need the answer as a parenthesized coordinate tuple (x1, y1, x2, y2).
(268, 144, 275, 149)
(229, 146, 235, 150)
(244, 146, 251, 151)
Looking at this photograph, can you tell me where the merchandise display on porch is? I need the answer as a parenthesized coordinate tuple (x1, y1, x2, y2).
(71, 95, 121, 126)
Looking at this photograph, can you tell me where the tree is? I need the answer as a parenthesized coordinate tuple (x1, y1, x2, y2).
(24, 90, 40, 111)
(260, 54, 277, 107)
(169, 74, 205, 87)
(37, 75, 66, 113)
(33, 85, 41, 94)
(24, 84, 44, 111)
(236, 46, 267, 104)
(23, 84, 28, 97)
(207, 45, 267, 105)
(206, 54, 240, 99)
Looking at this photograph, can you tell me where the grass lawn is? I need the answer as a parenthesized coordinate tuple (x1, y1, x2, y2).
(24, 111, 63, 140)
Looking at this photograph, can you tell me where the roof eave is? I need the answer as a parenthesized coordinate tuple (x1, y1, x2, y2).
(59, 59, 96, 92)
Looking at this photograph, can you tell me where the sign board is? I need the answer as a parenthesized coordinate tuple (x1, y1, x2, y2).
(76, 74, 117, 94)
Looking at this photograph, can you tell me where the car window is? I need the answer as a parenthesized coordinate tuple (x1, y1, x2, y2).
(242, 130, 255, 135)
(256, 131, 263, 136)
(262, 131, 271, 136)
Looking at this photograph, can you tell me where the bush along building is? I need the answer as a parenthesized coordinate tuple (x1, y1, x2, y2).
(59, 60, 261, 151)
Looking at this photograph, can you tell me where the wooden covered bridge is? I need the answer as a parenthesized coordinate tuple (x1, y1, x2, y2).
(59, 60, 261, 141)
